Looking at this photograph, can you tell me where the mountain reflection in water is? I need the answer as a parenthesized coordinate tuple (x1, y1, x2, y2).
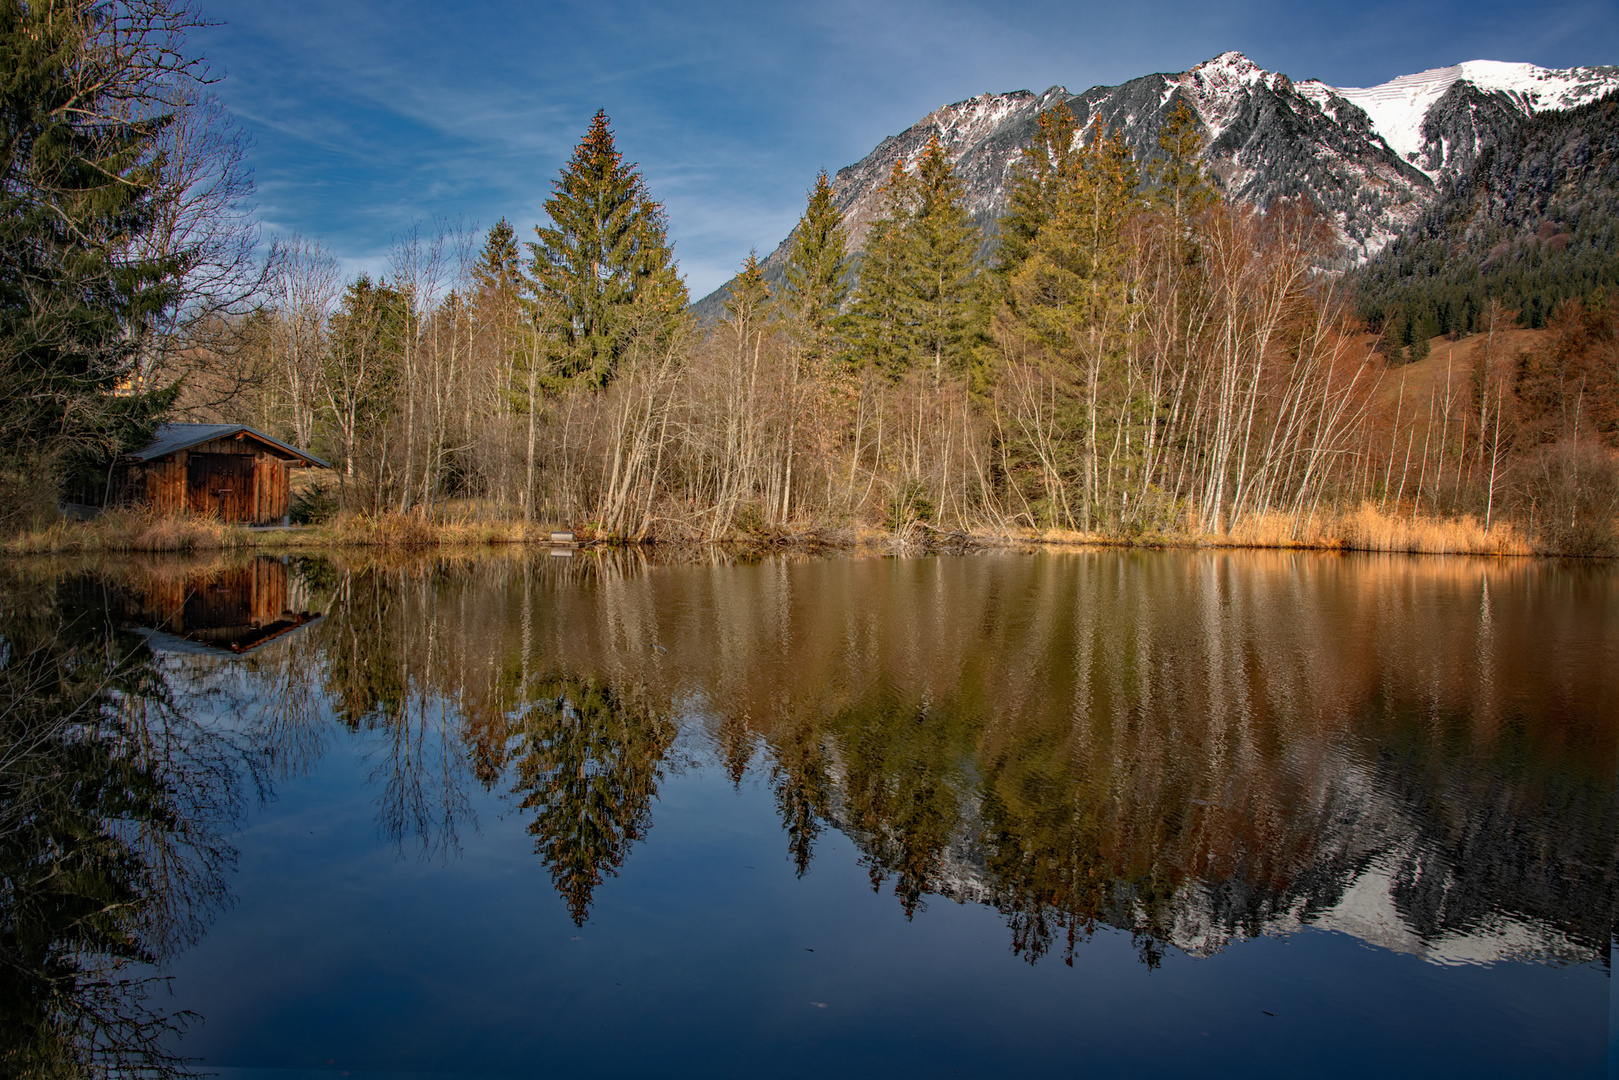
(0, 548, 1615, 1073)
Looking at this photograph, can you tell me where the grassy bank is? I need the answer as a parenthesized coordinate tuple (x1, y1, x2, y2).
(0, 508, 558, 555)
(2, 501, 1578, 558)
(1023, 507, 1532, 557)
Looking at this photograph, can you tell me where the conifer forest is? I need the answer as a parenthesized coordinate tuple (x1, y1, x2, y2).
(4, 0, 1618, 554)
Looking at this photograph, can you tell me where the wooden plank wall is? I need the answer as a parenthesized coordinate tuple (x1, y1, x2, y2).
(257, 457, 288, 521)
(139, 457, 188, 515)
(123, 436, 293, 524)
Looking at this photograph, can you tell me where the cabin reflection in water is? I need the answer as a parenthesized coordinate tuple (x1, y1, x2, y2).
(120, 556, 321, 654)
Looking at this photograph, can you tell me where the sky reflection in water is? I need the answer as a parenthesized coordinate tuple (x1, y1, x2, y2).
(2, 549, 1616, 1078)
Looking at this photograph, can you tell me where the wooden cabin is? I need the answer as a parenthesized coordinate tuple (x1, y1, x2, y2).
(116, 424, 329, 525)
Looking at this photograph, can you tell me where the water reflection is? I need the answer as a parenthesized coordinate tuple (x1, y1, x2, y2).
(111, 555, 323, 655)
(510, 675, 675, 924)
(0, 569, 250, 1076)
(2, 547, 1616, 1065)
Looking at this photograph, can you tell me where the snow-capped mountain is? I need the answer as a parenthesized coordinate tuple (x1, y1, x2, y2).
(694, 52, 1619, 319)
(1328, 60, 1619, 179)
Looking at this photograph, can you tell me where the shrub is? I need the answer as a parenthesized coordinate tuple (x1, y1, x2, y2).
(1511, 441, 1619, 556)
(290, 481, 340, 525)
(885, 481, 935, 533)
(732, 502, 768, 538)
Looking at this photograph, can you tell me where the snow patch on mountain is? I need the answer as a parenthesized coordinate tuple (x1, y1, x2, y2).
(1293, 79, 1339, 113)
(1333, 61, 1619, 174)
(930, 92, 1034, 155)
(1196, 50, 1275, 91)
(693, 51, 1619, 319)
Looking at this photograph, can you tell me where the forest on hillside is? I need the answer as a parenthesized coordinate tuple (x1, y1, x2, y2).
(1353, 90, 1619, 351)
(4, 0, 1618, 553)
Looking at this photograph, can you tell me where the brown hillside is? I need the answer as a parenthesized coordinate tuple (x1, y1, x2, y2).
(1375, 329, 1548, 406)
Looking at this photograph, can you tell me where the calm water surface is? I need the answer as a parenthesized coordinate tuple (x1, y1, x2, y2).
(3, 548, 1617, 1078)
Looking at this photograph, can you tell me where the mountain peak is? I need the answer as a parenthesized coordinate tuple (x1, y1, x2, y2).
(1333, 59, 1619, 171)
(694, 52, 1619, 319)
(1189, 51, 1270, 88)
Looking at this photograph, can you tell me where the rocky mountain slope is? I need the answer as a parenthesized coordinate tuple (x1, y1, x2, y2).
(1354, 88, 1619, 335)
(694, 52, 1619, 321)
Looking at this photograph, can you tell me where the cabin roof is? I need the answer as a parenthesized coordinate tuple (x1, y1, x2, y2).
(135, 614, 324, 657)
(133, 424, 330, 468)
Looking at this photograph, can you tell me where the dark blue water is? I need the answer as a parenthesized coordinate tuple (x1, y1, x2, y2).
(181, 732, 1608, 1080)
(2, 550, 1615, 1078)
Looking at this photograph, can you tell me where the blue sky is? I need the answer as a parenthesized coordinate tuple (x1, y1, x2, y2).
(197, 0, 1619, 300)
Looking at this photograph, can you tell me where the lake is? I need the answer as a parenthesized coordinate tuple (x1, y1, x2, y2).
(2, 547, 1616, 1078)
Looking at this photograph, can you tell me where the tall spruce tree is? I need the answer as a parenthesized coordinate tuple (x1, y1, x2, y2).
(781, 170, 849, 367)
(324, 274, 406, 498)
(725, 249, 770, 339)
(1009, 125, 1139, 352)
(1151, 101, 1215, 229)
(843, 138, 983, 381)
(997, 101, 1081, 295)
(843, 160, 917, 378)
(1004, 124, 1142, 529)
(0, 0, 190, 519)
(473, 217, 522, 303)
(909, 136, 983, 384)
(527, 111, 686, 389)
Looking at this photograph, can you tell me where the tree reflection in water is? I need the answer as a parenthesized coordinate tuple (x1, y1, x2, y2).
(770, 716, 832, 879)
(0, 575, 245, 1078)
(2, 547, 1617, 1067)
(287, 550, 1614, 962)
(508, 675, 675, 925)
(824, 690, 979, 918)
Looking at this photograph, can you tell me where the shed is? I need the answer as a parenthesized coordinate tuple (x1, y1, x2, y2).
(116, 424, 329, 525)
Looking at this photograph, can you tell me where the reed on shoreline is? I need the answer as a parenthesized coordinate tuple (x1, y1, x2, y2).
(1, 501, 1574, 558)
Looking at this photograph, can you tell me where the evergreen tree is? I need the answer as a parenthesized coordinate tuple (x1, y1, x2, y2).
(998, 101, 1081, 292)
(843, 139, 984, 381)
(527, 111, 687, 389)
(324, 275, 406, 494)
(842, 160, 918, 378)
(1151, 100, 1215, 230)
(0, 1, 190, 519)
(781, 170, 849, 367)
(1003, 124, 1142, 529)
(724, 249, 771, 338)
(909, 136, 983, 384)
(472, 217, 522, 303)
(1009, 125, 1140, 365)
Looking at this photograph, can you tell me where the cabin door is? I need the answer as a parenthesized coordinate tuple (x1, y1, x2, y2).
(186, 453, 255, 521)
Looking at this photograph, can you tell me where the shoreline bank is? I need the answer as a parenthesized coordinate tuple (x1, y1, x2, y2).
(2, 504, 1599, 559)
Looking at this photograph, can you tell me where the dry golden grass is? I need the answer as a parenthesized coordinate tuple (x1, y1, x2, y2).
(4, 509, 251, 554)
(1032, 527, 1109, 545)
(1215, 504, 1532, 556)
(321, 511, 557, 547)
(0, 502, 1574, 559)
(1331, 503, 1533, 555)
(1, 506, 563, 554)
(984, 504, 1541, 557)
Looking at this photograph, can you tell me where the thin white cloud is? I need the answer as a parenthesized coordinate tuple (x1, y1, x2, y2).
(199, 0, 1619, 297)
